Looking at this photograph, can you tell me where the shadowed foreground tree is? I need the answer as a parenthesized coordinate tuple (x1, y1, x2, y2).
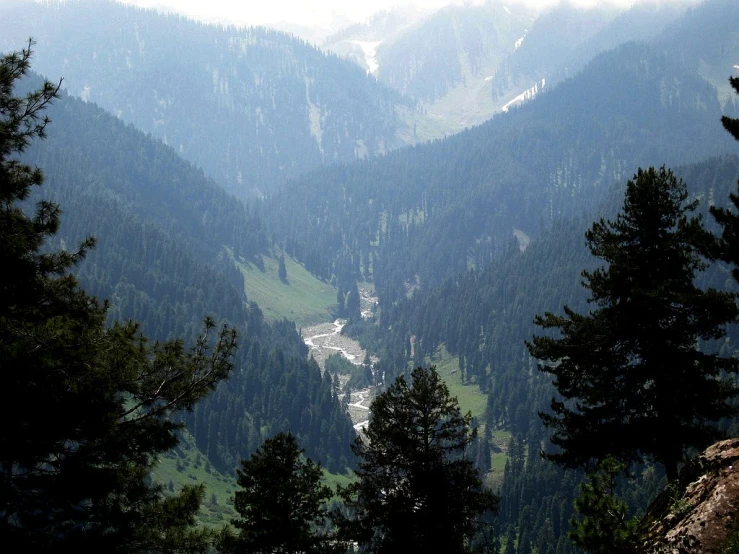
(0, 42, 237, 552)
(528, 166, 739, 481)
(568, 458, 638, 554)
(336, 366, 498, 554)
(222, 432, 341, 554)
(711, 76, 739, 282)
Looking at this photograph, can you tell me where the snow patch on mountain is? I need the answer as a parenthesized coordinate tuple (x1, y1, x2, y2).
(350, 40, 382, 74)
(304, 77, 323, 153)
(515, 29, 527, 50)
(501, 78, 546, 113)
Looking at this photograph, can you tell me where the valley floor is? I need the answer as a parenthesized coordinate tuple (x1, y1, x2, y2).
(302, 318, 374, 431)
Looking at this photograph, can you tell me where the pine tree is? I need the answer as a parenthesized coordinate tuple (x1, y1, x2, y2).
(336, 366, 498, 553)
(222, 432, 341, 554)
(528, 167, 739, 480)
(568, 458, 638, 554)
(0, 42, 237, 551)
(278, 253, 288, 284)
(711, 76, 739, 282)
(336, 286, 345, 317)
(345, 281, 361, 321)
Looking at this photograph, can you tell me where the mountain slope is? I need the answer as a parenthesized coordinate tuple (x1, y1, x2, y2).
(326, 2, 533, 131)
(0, 0, 431, 197)
(327, 1, 700, 131)
(267, 42, 735, 305)
(658, 0, 739, 104)
(22, 74, 355, 473)
(489, 3, 618, 103)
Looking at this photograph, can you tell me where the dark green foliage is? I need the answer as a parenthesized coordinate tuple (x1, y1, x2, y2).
(724, 77, 739, 140)
(0, 42, 237, 551)
(711, 76, 739, 283)
(271, 42, 731, 308)
(337, 367, 498, 554)
(222, 432, 341, 554)
(278, 254, 288, 284)
(190, 328, 356, 474)
(324, 353, 356, 375)
(13, 57, 355, 474)
(345, 281, 361, 322)
(568, 458, 638, 554)
(528, 167, 739, 480)
(262, 24, 739, 553)
(337, 156, 739, 553)
(325, 352, 371, 390)
(336, 287, 345, 317)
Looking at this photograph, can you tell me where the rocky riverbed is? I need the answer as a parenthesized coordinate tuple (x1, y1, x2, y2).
(302, 318, 373, 429)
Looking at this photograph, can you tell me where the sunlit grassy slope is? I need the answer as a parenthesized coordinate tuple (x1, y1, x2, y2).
(153, 432, 237, 527)
(153, 432, 355, 528)
(425, 345, 509, 487)
(426, 345, 487, 420)
(234, 249, 337, 328)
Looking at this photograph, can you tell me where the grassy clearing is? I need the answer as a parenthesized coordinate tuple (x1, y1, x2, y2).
(426, 345, 488, 421)
(489, 429, 511, 488)
(323, 469, 356, 489)
(234, 249, 337, 327)
(487, 452, 508, 490)
(152, 432, 237, 528)
(425, 345, 512, 487)
(153, 432, 358, 529)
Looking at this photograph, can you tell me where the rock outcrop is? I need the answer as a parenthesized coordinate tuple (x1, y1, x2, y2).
(638, 438, 739, 553)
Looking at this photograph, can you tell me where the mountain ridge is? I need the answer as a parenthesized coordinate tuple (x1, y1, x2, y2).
(0, 0, 440, 197)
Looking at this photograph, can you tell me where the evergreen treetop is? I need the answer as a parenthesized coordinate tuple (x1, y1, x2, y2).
(223, 432, 341, 554)
(528, 166, 739, 480)
(711, 76, 739, 283)
(337, 366, 498, 553)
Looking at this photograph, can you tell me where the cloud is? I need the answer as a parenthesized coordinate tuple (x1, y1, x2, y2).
(116, 0, 696, 27)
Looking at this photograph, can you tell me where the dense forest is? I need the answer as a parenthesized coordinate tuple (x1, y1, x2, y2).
(4, 0, 739, 551)
(20, 71, 355, 475)
(268, 41, 736, 308)
(0, 0, 427, 197)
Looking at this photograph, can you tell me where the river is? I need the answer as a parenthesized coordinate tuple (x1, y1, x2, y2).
(302, 318, 373, 431)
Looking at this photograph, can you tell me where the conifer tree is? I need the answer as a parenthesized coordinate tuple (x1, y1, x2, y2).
(336, 286, 345, 317)
(278, 253, 288, 283)
(336, 366, 498, 553)
(223, 432, 341, 554)
(568, 458, 638, 554)
(0, 42, 237, 551)
(528, 166, 739, 480)
(711, 76, 739, 282)
(345, 281, 361, 321)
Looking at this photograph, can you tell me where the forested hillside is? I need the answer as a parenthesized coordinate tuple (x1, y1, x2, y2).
(327, 1, 690, 131)
(488, 2, 687, 109)
(23, 75, 354, 473)
(0, 0, 432, 197)
(267, 42, 735, 307)
(339, 155, 739, 553)
(5, 1, 739, 551)
(262, 26, 739, 549)
(368, 2, 531, 109)
(658, 0, 739, 102)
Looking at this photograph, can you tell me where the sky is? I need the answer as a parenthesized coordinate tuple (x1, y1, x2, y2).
(116, 0, 686, 29)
